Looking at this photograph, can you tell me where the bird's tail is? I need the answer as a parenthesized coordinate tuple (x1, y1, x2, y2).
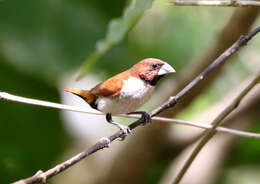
(65, 88, 96, 104)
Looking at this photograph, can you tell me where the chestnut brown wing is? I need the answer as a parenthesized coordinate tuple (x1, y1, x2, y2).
(90, 71, 130, 98)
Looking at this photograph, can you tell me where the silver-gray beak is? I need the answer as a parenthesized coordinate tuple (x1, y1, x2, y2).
(158, 62, 176, 75)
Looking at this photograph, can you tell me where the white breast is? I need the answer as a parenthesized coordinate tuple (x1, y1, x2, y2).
(96, 77, 154, 114)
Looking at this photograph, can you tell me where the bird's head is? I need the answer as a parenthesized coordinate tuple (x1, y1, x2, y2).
(130, 58, 175, 86)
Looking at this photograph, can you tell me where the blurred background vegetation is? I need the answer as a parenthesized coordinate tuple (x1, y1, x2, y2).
(0, 0, 260, 184)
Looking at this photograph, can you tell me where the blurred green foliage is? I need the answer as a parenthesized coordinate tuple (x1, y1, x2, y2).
(215, 117, 260, 184)
(0, 0, 126, 183)
(0, 0, 260, 183)
(0, 57, 68, 183)
(0, 0, 126, 83)
(78, 0, 154, 79)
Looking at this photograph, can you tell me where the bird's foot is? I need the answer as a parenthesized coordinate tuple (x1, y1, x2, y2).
(128, 111, 152, 126)
(118, 124, 131, 141)
(140, 112, 152, 125)
(106, 113, 131, 141)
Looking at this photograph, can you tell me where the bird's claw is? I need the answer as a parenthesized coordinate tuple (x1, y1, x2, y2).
(119, 125, 131, 141)
(128, 111, 152, 126)
(140, 112, 152, 126)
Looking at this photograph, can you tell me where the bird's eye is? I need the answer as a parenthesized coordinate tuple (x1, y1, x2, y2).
(151, 64, 159, 69)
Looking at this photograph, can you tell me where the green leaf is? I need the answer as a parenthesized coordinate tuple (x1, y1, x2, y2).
(77, 0, 154, 80)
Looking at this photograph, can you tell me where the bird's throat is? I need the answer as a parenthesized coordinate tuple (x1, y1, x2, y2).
(149, 75, 165, 86)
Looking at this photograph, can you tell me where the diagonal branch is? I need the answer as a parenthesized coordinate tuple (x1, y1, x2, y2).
(151, 26, 260, 116)
(103, 10, 260, 184)
(172, 72, 260, 184)
(11, 25, 260, 184)
(168, 0, 260, 7)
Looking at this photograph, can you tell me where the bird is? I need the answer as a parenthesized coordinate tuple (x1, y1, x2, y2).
(65, 58, 175, 139)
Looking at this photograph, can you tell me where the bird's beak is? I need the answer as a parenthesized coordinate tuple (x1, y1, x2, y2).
(158, 62, 176, 76)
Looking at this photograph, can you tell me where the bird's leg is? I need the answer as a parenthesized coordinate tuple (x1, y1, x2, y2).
(106, 113, 131, 140)
(127, 111, 152, 126)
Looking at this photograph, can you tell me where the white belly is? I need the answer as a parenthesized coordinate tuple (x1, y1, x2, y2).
(96, 77, 154, 114)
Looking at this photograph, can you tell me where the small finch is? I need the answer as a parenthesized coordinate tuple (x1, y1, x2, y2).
(65, 58, 175, 139)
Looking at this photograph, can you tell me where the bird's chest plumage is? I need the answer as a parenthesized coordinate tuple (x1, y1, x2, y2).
(96, 77, 154, 114)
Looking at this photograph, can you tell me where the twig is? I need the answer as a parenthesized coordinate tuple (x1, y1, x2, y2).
(13, 137, 111, 184)
(167, 0, 260, 7)
(151, 26, 260, 116)
(0, 92, 102, 115)
(2, 92, 260, 138)
(11, 25, 260, 184)
(172, 72, 260, 184)
(157, 116, 260, 138)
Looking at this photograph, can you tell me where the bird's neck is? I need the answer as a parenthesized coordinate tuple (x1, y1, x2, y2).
(148, 75, 164, 86)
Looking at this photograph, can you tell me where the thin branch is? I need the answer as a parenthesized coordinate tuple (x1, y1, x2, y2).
(11, 25, 260, 184)
(0, 92, 102, 115)
(109, 9, 260, 184)
(157, 116, 260, 139)
(151, 26, 260, 116)
(167, 0, 260, 7)
(172, 72, 260, 184)
(2, 92, 260, 138)
(110, 10, 260, 184)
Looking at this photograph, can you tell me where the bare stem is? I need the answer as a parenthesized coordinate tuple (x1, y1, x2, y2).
(0, 92, 102, 115)
(167, 0, 260, 7)
(151, 26, 260, 116)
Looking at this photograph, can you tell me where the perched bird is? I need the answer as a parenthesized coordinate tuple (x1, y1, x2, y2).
(65, 58, 175, 139)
